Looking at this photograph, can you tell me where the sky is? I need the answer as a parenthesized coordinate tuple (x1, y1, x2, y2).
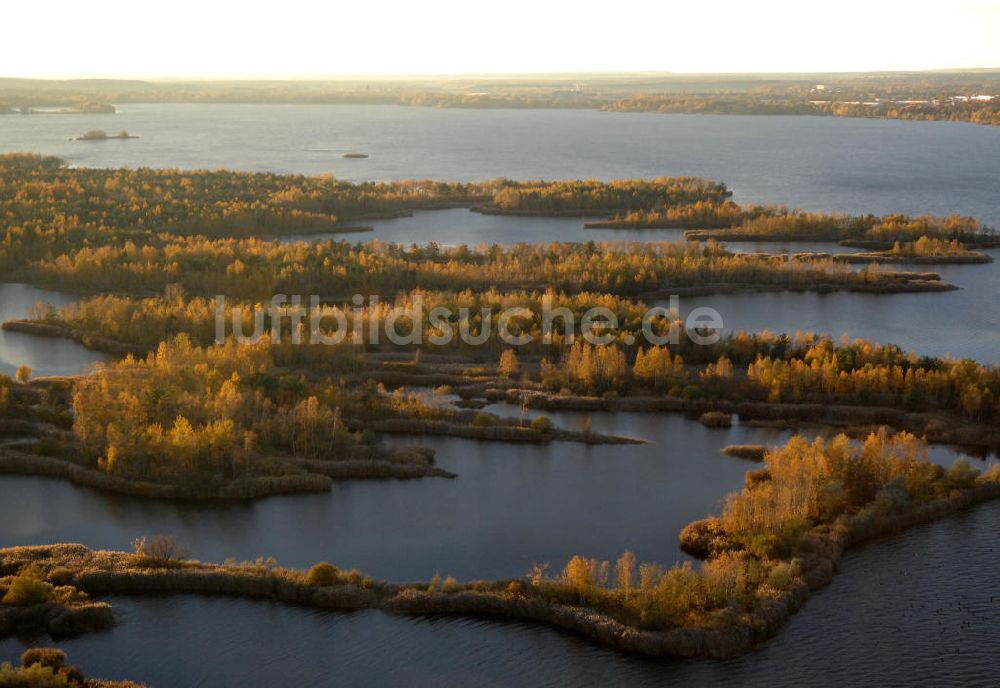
(5, 0, 1000, 78)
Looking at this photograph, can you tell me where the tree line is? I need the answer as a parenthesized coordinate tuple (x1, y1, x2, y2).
(21, 235, 922, 299)
(34, 286, 1000, 424)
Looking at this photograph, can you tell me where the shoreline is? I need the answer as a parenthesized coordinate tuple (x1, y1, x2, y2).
(469, 205, 607, 218)
(483, 388, 1000, 451)
(370, 418, 644, 445)
(4, 482, 998, 658)
(5, 319, 994, 453)
(266, 224, 374, 237)
(7, 317, 995, 454)
(684, 229, 1000, 246)
(836, 252, 993, 264)
(2, 320, 144, 355)
(4, 98, 999, 129)
(0, 446, 454, 502)
(639, 278, 958, 297)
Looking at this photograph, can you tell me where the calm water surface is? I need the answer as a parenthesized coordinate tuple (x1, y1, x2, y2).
(0, 410, 797, 580)
(284, 207, 872, 250)
(2, 106, 999, 684)
(669, 248, 1000, 363)
(0, 283, 109, 377)
(0, 395, 976, 580)
(288, 208, 1000, 362)
(2, 499, 996, 688)
(3, 104, 1000, 226)
(5, 105, 1000, 361)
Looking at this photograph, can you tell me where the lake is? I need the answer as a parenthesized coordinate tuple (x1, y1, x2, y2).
(4, 104, 1000, 228)
(282, 206, 876, 249)
(2, 105, 1000, 685)
(670, 247, 1000, 363)
(287, 208, 1000, 362)
(0, 402, 987, 686)
(5, 105, 1000, 364)
(0, 409, 798, 580)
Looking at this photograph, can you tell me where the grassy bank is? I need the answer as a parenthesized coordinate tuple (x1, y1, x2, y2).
(837, 252, 994, 265)
(483, 387, 1000, 451)
(370, 418, 644, 445)
(2, 320, 144, 356)
(641, 275, 957, 297)
(0, 564, 115, 640)
(0, 445, 453, 501)
(0, 647, 147, 687)
(0, 449, 333, 501)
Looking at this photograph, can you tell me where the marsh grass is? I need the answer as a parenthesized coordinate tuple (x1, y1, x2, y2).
(1, 566, 53, 606)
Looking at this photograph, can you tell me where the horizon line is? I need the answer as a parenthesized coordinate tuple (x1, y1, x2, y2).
(5, 67, 1000, 82)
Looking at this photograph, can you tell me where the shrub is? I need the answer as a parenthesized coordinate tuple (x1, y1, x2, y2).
(441, 576, 459, 593)
(0, 662, 75, 687)
(2, 567, 54, 606)
(981, 463, 1000, 483)
(427, 573, 441, 592)
(765, 560, 801, 590)
(305, 562, 339, 587)
(14, 365, 31, 384)
(744, 468, 771, 489)
(945, 459, 980, 489)
(341, 569, 371, 588)
(871, 478, 910, 516)
(530, 415, 553, 433)
(2, 648, 85, 687)
(20, 649, 66, 671)
(681, 385, 702, 400)
(132, 535, 189, 567)
(505, 580, 525, 596)
(498, 349, 520, 377)
(472, 412, 497, 428)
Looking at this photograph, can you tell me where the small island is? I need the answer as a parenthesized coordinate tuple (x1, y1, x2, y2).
(342, 152, 369, 158)
(76, 129, 138, 141)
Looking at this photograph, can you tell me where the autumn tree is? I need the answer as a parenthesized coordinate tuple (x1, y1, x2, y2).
(498, 349, 520, 377)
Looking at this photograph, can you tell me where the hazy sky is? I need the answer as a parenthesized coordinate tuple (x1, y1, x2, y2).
(6, 0, 1000, 77)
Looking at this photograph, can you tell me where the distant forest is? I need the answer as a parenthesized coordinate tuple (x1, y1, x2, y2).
(3, 71, 1000, 126)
